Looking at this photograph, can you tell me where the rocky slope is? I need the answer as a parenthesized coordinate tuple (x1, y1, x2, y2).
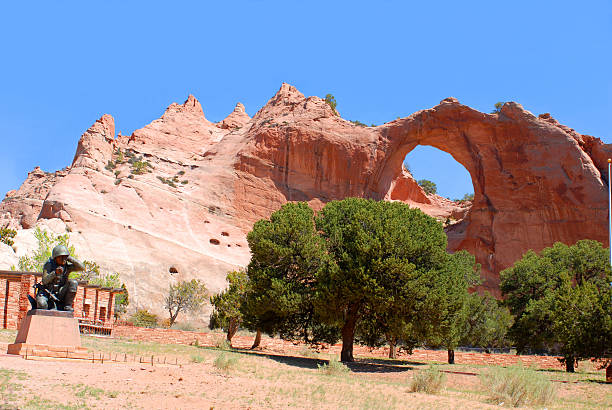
(1, 83, 610, 315)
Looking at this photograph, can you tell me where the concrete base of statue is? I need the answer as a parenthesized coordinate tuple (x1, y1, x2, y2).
(7, 310, 88, 359)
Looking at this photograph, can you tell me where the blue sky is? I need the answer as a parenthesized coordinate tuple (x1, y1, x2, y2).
(1, 1, 610, 200)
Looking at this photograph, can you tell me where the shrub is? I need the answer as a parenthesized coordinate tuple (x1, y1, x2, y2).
(213, 352, 238, 373)
(213, 336, 231, 350)
(492, 102, 504, 114)
(417, 179, 437, 195)
(350, 120, 367, 127)
(481, 366, 556, 407)
(172, 322, 196, 332)
(324, 94, 338, 115)
(299, 346, 319, 359)
(157, 176, 177, 188)
(317, 358, 350, 376)
(410, 366, 446, 394)
(105, 160, 116, 171)
(190, 354, 204, 363)
(131, 160, 152, 175)
(129, 309, 159, 328)
(0, 227, 16, 247)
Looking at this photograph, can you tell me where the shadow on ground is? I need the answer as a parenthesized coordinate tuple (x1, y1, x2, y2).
(230, 348, 426, 373)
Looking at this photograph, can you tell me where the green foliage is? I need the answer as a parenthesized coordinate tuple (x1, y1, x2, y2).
(316, 198, 477, 361)
(242, 202, 339, 344)
(500, 240, 612, 369)
(0, 227, 16, 247)
(481, 366, 556, 407)
(317, 358, 350, 376)
(164, 279, 208, 326)
(459, 292, 513, 349)
(131, 160, 152, 175)
(105, 160, 116, 171)
(243, 199, 480, 362)
(114, 284, 129, 319)
(410, 366, 446, 394)
(210, 270, 248, 341)
(324, 94, 338, 115)
(350, 120, 367, 127)
(417, 179, 437, 195)
(18, 227, 76, 272)
(492, 102, 504, 114)
(420, 250, 481, 357)
(129, 309, 159, 328)
(157, 176, 177, 188)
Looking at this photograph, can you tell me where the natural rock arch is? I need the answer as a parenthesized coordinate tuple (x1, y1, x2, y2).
(237, 87, 609, 293)
(370, 98, 608, 292)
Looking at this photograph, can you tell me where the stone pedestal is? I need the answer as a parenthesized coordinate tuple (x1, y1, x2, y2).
(7, 310, 88, 358)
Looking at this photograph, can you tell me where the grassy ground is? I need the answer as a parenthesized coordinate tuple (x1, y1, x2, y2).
(0, 329, 610, 409)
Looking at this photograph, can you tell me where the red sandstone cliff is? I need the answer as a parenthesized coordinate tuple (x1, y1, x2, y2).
(1, 83, 609, 312)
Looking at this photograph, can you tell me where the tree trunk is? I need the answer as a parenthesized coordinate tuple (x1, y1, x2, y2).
(340, 303, 360, 362)
(448, 349, 455, 364)
(606, 363, 612, 383)
(226, 318, 239, 346)
(388, 338, 397, 359)
(565, 356, 575, 373)
(168, 308, 179, 327)
(251, 329, 262, 349)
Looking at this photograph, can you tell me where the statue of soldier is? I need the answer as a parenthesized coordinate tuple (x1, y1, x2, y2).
(37, 245, 85, 311)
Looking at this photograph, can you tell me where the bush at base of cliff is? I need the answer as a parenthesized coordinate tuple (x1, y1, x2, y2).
(129, 309, 160, 328)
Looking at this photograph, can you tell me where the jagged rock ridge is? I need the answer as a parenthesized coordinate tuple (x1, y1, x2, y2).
(1, 83, 610, 315)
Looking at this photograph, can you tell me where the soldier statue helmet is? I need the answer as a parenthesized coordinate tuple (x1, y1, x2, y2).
(36, 245, 85, 312)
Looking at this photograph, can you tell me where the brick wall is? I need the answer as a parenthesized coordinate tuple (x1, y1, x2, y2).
(112, 325, 566, 370)
(0, 276, 21, 329)
(0, 271, 121, 330)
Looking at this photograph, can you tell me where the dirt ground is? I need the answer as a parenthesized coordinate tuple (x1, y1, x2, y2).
(0, 330, 610, 409)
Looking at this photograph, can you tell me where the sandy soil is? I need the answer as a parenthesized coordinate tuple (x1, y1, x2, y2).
(0, 331, 610, 409)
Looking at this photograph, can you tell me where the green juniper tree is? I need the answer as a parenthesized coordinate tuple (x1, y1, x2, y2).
(417, 180, 437, 195)
(241, 202, 340, 345)
(315, 198, 479, 362)
(459, 292, 513, 351)
(210, 270, 248, 346)
(501, 240, 612, 372)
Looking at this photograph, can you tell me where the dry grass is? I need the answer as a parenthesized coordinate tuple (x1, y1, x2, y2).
(213, 351, 239, 373)
(317, 357, 350, 376)
(410, 366, 446, 394)
(481, 365, 556, 407)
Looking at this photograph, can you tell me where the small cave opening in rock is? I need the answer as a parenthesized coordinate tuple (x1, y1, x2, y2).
(392, 145, 475, 239)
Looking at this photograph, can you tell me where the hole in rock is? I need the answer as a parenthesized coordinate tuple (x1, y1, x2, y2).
(221, 232, 229, 237)
(209, 238, 220, 245)
(169, 266, 179, 274)
(400, 145, 475, 227)
(403, 146, 473, 201)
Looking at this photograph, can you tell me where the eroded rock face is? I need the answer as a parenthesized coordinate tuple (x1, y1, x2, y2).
(1, 83, 609, 313)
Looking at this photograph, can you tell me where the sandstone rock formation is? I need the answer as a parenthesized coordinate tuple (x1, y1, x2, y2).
(1, 83, 609, 315)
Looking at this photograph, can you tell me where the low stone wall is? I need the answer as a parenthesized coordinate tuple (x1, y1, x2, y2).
(113, 325, 565, 370)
